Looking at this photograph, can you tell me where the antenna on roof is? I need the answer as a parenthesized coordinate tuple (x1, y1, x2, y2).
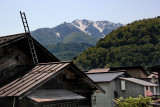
(20, 11, 38, 65)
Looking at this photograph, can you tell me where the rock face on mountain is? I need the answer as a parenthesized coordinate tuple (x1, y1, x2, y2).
(31, 19, 122, 45)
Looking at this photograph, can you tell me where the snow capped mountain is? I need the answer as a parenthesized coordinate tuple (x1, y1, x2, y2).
(71, 20, 90, 34)
(71, 19, 122, 38)
(31, 19, 122, 45)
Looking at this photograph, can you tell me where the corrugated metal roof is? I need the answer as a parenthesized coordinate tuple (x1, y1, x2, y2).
(87, 72, 124, 82)
(0, 33, 26, 45)
(119, 77, 159, 86)
(27, 89, 85, 102)
(87, 68, 110, 73)
(0, 62, 70, 97)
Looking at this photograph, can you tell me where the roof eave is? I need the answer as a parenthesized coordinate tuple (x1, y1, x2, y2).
(31, 37, 60, 61)
(0, 35, 26, 48)
(19, 62, 71, 99)
(70, 62, 105, 94)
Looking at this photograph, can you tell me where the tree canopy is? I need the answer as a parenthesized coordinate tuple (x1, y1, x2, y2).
(73, 17, 160, 70)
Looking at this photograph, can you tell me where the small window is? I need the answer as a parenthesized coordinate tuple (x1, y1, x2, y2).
(58, 74, 67, 81)
(93, 96, 96, 104)
(121, 80, 125, 90)
(114, 91, 118, 98)
(146, 86, 149, 90)
(154, 86, 156, 94)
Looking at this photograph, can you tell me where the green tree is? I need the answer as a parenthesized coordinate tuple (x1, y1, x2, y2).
(114, 95, 153, 107)
(74, 17, 160, 70)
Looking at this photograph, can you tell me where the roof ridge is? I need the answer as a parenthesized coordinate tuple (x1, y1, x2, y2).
(90, 68, 110, 70)
(86, 71, 124, 74)
(37, 61, 72, 65)
(0, 33, 28, 46)
(119, 77, 158, 86)
(0, 33, 27, 38)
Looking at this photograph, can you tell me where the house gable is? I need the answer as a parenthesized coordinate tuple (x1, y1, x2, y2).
(0, 61, 103, 98)
(0, 33, 59, 83)
(110, 66, 149, 78)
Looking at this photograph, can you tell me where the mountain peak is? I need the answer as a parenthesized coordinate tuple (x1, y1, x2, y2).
(32, 19, 122, 45)
(71, 19, 91, 34)
(71, 19, 122, 37)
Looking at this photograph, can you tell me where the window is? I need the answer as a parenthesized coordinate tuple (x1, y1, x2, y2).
(121, 80, 125, 90)
(146, 86, 148, 90)
(153, 86, 156, 94)
(93, 96, 96, 104)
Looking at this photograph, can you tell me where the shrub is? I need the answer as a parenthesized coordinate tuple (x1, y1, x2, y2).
(114, 95, 153, 107)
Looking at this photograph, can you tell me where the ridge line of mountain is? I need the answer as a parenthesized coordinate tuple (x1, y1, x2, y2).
(31, 19, 122, 45)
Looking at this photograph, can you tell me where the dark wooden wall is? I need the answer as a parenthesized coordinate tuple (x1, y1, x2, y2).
(38, 67, 93, 107)
(0, 38, 33, 72)
(125, 68, 147, 78)
(0, 97, 15, 107)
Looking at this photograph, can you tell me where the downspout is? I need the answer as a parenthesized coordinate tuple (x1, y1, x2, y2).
(13, 97, 16, 107)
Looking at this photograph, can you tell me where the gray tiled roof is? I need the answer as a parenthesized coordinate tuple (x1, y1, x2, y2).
(119, 77, 159, 86)
(87, 72, 124, 82)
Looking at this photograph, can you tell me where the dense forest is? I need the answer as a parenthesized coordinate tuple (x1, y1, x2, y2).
(73, 17, 160, 70)
(45, 43, 93, 61)
(43, 32, 98, 61)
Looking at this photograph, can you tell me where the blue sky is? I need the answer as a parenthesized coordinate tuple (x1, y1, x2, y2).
(0, 0, 160, 36)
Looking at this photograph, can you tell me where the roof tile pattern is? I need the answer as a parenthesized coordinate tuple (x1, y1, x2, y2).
(0, 33, 26, 45)
(87, 68, 110, 73)
(0, 62, 70, 97)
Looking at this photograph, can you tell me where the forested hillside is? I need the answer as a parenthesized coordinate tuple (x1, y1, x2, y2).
(45, 43, 93, 61)
(31, 19, 122, 61)
(32, 19, 122, 45)
(63, 32, 98, 45)
(73, 17, 160, 70)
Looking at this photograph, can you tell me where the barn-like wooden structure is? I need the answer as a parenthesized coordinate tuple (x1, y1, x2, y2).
(0, 33, 104, 107)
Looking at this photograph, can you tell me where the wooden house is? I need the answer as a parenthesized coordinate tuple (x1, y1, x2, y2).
(0, 33, 104, 107)
(147, 72, 158, 84)
(87, 69, 159, 107)
(148, 65, 160, 85)
(110, 66, 149, 78)
(88, 66, 149, 78)
(0, 33, 59, 72)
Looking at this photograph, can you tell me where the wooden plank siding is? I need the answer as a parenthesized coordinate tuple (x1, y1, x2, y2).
(0, 39, 32, 72)
(115, 78, 145, 98)
(0, 33, 101, 107)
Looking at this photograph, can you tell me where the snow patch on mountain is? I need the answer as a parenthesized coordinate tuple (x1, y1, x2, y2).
(32, 19, 122, 45)
(71, 19, 122, 34)
(71, 20, 90, 35)
(56, 32, 60, 37)
(93, 22, 104, 32)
